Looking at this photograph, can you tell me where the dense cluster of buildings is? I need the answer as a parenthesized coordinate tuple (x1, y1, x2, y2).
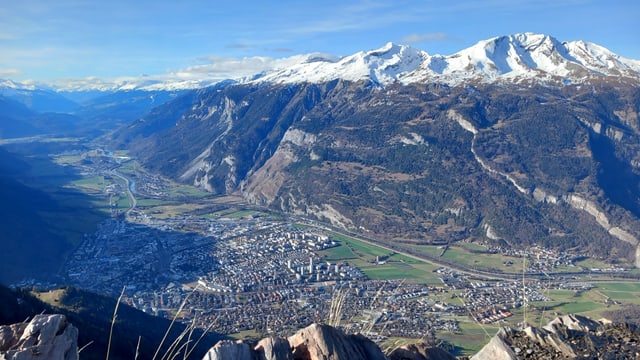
(63, 212, 467, 340)
(62, 206, 607, 343)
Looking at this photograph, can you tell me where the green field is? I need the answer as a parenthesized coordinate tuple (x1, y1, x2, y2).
(223, 210, 261, 219)
(71, 175, 105, 192)
(573, 257, 617, 270)
(319, 232, 442, 283)
(597, 282, 640, 292)
(136, 198, 176, 207)
(552, 300, 604, 314)
(167, 184, 211, 198)
(145, 203, 214, 218)
(456, 241, 488, 252)
(412, 244, 525, 273)
(111, 194, 132, 209)
(524, 283, 640, 322)
(329, 233, 392, 258)
(437, 318, 499, 356)
(596, 282, 640, 304)
(51, 154, 85, 164)
(319, 245, 358, 260)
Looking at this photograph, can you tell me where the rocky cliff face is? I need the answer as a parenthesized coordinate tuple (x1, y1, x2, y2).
(2, 314, 637, 360)
(200, 322, 460, 360)
(472, 314, 640, 359)
(200, 315, 640, 359)
(0, 314, 78, 360)
(202, 323, 389, 360)
(387, 343, 457, 360)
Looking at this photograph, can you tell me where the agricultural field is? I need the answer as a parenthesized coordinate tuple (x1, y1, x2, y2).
(596, 282, 640, 304)
(319, 232, 442, 284)
(135, 198, 176, 207)
(437, 318, 499, 356)
(166, 184, 212, 199)
(412, 244, 526, 273)
(70, 175, 105, 193)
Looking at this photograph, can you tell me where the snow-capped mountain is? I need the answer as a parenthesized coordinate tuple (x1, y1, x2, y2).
(407, 33, 640, 84)
(252, 33, 640, 86)
(0, 79, 38, 91)
(251, 42, 428, 85)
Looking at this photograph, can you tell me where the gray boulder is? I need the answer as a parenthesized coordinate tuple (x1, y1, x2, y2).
(202, 339, 256, 360)
(0, 314, 78, 360)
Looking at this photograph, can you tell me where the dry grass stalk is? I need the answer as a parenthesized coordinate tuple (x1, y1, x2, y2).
(328, 288, 348, 327)
(135, 336, 142, 360)
(152, 284, 199, 360)
(106, 287, 126, 360)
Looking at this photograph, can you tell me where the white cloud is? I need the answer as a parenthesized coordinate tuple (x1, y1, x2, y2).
(0, 68, 22, 77)
(42, 52, 340, 91)
(401, 33, 451, 44)
(278, 1, 419, 36)
(163, 52, 339, 82)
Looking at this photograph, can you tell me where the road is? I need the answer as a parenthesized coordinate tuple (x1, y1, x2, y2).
(111, 170, 137, 216)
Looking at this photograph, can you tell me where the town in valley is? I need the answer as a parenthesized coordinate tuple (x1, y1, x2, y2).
(15, 146, 640, 352)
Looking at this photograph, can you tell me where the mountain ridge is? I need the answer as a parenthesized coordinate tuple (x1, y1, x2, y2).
(254, 32, 640, 86)
(3, 33, 639, 92)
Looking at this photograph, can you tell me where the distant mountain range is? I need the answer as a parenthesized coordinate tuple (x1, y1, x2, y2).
(3, 33, 639, 92)
(250, 33, 640, 86)
(0, 85, 184, 137)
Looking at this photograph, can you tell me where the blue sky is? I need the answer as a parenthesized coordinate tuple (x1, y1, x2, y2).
(1, 0, 638, 85)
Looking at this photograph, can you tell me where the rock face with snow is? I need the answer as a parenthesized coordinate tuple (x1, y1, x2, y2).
(0, 314, 78, 360)
(250, 33, 640, 87)
(406, 33, 640, 85)
(252, 42, 428, 86)
(118, 75, 640, 266)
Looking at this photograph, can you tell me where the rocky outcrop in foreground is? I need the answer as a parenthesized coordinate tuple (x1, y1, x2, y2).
(0, 314, 78, 360)
(472, 314, 640, 359)
(387, 342, 456, 360)
(202, 323, 451, 360)
(203, 323, 388, 360)
(3, 313, 637, 359)
(203, 316, 640, 360)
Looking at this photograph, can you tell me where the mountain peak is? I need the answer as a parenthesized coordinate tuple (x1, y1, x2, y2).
(0, 79, 37, 91)
(365, 41, 402, 56)
(403, 32, 640, 84)
(249, 42, 428, 86)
